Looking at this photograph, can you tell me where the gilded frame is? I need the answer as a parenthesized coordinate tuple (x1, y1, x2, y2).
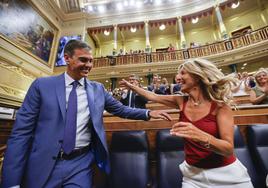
(0, 0, 58, 67)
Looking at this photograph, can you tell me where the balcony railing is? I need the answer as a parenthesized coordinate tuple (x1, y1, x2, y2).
(93, 26, 268, 68)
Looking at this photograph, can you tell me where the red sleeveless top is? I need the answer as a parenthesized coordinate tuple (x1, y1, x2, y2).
(180, 99, 236, 169)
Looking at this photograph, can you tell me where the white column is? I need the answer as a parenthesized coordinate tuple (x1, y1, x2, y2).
(113, 24, 118, 51)
(215, 5, 228, 39)
(81, 19, 87, 41)
(144, 20, 151, 48)
(177, 16, 187, 49)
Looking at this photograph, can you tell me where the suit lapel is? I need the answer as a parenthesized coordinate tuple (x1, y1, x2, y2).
(56, 74, 66, 123)
(85, 78, 95, 120)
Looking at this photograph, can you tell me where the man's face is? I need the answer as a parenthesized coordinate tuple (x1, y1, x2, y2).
(153, 75, 158, 83)
(129, 76, 139, 86)
(175, 74, 182, 84)
(65, 48, 93, 80)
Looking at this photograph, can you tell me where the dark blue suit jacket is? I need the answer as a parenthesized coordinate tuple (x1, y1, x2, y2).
(147, 84, 166, 95)
(173, 84, 181, 94)
(120, 91, 148, 109)
(1, 74, 148, 188)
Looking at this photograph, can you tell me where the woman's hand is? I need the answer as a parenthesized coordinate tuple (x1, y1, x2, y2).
(170, 121, 210, 144)
(119, 79, 132, 90)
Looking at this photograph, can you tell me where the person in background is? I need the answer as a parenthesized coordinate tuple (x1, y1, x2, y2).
(107, 88, 113, 95)
(1, 40, 171, 188)
(118, 48, 124, 56)
(249, 68, 268, 104)
(120, 58, 253, 188)
(161, 77, 170, 95)
(171, 74, 183, 95)
(232, 71, 251, 96)
(147, 74, 166, 95)
(120, 74, 148, 109)
(247, 76, 256, 89)
(167, 43, 175, 52)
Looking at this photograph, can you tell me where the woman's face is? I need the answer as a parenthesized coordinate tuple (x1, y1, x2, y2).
(178, 68, 199, 93)
(256, 72, 268, 86)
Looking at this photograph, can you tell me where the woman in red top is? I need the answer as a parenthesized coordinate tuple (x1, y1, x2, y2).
(120, 58, 253, 187)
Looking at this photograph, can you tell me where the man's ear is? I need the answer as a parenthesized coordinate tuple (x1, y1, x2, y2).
(64, 53, 70, 64)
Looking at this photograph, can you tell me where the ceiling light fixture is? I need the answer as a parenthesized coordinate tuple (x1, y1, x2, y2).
(231, 2, 240, 9)
(104, 30, 110, 36)
(159, 24, 166, 30)
(155, 0, 162, 5)
(116, 3, 123, 10)
(123, 0, 128, 7)
(98, 5, 106, 13)
(130, 27, 137, 33)
(191, 17, 199, 24)
(136, 1, 143, 8)
(129, 0, 135, 6)
(86, 5, 93, 12)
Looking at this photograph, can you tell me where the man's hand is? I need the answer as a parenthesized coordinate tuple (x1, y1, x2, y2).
(149, 110, 172, 121)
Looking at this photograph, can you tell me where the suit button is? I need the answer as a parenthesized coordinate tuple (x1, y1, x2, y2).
(58, 140, 63, 143)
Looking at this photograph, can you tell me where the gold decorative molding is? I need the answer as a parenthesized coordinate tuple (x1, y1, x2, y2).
(0, 60, 34, 108)
(0, 84, 26, 98)
(0, 84, 25, 108)
(0, 38, 52, 77)
(0, 61, 35, 80)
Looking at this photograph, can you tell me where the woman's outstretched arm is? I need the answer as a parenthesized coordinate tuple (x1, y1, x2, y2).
(120, 79, 182, 109)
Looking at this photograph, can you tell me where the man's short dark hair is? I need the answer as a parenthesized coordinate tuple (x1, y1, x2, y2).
(64, 40, 91, 57)
(129, 74, 140, 81)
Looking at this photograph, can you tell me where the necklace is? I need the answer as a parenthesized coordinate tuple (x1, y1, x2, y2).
(193, 100, 202, 106)
(189, 96, 202, 106)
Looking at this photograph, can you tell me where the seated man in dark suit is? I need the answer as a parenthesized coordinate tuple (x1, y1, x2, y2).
(121, 74, 148, 109)
(147, 74, 166, 95)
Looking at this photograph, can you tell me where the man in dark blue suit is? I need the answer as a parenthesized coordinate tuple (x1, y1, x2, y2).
(120, 74, 148, 109)
(1, 40, 171, 188)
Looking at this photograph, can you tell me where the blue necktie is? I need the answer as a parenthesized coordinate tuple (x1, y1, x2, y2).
(62, 81, 79, 154)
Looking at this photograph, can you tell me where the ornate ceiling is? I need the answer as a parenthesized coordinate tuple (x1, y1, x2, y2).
(47, 0, 265, 27)
(51, 0, 230, 22)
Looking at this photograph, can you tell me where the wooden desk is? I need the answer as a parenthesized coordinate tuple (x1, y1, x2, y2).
(233, 95, 251, 105)
(233, 104, 268, 125)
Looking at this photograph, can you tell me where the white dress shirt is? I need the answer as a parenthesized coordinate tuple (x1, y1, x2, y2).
(65, 72, 91, 148)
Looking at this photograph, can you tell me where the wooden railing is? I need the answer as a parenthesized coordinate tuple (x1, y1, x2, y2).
(93, 26, 268, 68)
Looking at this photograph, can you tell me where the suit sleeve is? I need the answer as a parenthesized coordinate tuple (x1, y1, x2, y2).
(1, 79, 41, 187)
(103, 87, 149, 120)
